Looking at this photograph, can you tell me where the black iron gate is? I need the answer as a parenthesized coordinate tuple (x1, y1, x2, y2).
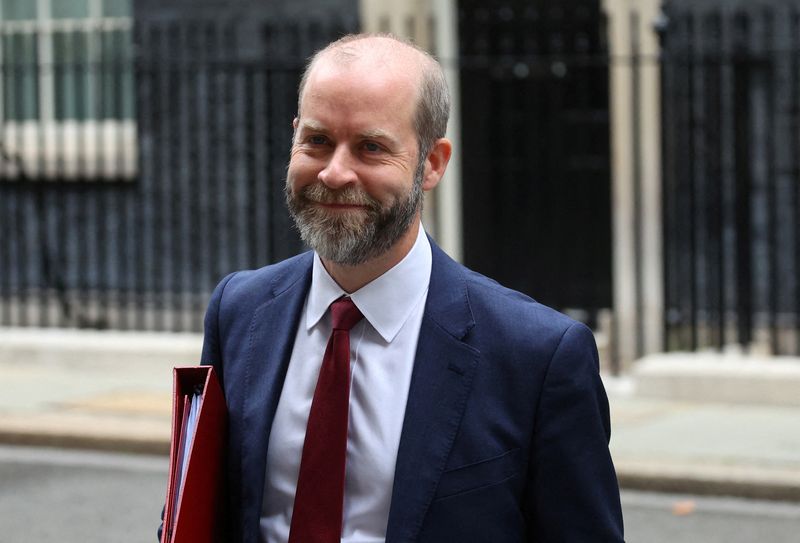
(660, 0, 800, 355)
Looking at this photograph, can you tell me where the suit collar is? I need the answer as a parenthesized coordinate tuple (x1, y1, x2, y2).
(421, 239, 475, 340)
(386, 240, 481, 542)
(267, 251, 314, 299)
(238, 253, 313, 542)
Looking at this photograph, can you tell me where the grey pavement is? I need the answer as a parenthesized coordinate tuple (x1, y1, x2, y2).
(1, 328, 800, 502)
(3, 445, 798, 542)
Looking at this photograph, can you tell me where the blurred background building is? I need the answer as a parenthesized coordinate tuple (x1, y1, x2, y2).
(2, 0, 799, 374)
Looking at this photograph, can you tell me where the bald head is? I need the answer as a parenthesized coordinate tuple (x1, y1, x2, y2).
(297, 34, 450, 159)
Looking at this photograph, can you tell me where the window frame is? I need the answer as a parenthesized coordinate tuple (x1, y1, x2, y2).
(0, 0, 136, 181)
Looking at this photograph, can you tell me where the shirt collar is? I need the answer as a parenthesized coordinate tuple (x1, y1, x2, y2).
(306, 224, 432, 343)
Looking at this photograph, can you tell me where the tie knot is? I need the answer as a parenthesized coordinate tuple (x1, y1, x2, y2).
(330, 297, 363, 331)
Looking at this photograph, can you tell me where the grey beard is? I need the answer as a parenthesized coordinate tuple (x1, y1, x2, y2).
(285, 164, 424, 266)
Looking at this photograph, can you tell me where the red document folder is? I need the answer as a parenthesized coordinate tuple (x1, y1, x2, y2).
(161, 365, 227, 543)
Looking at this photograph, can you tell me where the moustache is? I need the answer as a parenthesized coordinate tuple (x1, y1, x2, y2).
(300, 183, 380, 210)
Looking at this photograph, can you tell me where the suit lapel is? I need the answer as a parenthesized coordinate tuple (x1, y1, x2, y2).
(386, 242, 481, 543)
(239, 254, 312, 542)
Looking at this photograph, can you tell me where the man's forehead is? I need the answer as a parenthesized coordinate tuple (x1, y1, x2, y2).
(301, 50, 420, 116)
(307, 60, 415, 95)
(310, 38, 424, 87)
(296, 36, 426, 131)
(299, 117, 397, 140)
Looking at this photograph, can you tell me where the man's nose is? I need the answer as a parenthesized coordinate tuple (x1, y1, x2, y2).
(318, 145, 358, 188)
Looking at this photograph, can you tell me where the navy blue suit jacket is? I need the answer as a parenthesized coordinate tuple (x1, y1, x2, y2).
(200, 240, 624, 542)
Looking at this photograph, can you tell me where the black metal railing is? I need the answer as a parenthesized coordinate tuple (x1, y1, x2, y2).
(0, 17, 354, 332)
(3, 4, 800, 361)
(660, 2, 800, 355)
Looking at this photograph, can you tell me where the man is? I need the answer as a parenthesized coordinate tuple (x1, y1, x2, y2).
(200, 33, 623, 542)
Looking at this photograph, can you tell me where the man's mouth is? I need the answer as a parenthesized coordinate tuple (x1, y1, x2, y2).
(316, 202, 366, 209)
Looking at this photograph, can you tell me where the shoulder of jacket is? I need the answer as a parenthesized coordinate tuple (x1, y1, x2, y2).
(217, 251, 313, 306)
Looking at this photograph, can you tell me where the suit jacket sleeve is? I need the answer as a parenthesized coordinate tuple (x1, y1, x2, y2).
(525, 322, 624, 541)
(200, 272, 237, 375)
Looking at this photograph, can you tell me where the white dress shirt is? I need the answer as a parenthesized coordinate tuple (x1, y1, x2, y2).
(260, 225, 432, 543)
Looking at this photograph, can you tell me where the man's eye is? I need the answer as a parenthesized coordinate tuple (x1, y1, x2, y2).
(308, 135, 327, 145)
(363, 142, 381, 152)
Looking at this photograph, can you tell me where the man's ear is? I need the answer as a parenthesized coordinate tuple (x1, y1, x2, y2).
(421, 138, 453, 192)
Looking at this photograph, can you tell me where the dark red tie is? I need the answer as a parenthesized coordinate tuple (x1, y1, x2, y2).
(289, 297, 363, 543)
